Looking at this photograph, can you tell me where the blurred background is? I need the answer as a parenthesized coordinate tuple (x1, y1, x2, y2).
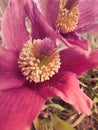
(0, 0, 7, 43)
(0, 0, 98, 130)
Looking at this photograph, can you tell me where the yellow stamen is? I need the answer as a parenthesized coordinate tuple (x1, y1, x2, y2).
(56, 5, 80, 33)
(18, 40, 61, 83)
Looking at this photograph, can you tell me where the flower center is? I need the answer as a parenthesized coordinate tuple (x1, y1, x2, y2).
(56, 2, 80, 33)
(18, 39, 61, 83)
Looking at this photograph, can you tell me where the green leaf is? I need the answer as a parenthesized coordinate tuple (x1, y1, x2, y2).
(51, 114, 75, 130)
(72, 114, 86, 127)
(33, 118, 41, 130)
(93, 97, 98, 104)
(34, 118, 54, 130)
(47, 103, 65, 111)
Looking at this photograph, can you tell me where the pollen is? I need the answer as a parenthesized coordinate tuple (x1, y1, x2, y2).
(18, 40, 61, 83)
(56, 5, 80, 33)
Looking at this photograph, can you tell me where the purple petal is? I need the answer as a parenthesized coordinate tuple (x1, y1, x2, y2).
(25, 0, 56, 40)
(62, 32, 89, 50)
(0, 86, 45, 130)
(77, 0, 98, 32)
(34, 0, 60, 28)
(0, 45, 24, 90)
(1, 0, 29, 51)
(60, 46, 98, 76)
(38, 71, 92, 115)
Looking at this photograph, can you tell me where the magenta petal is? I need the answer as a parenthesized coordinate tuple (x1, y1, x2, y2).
(34, 0, 60, 28)
(38, 71, 92, 115)
(0, 87, 45, 130)
(0, 45, 19, 71)
(57, 72, 92, 115)
(60, 47, 89, 76)
(0, 45, 24, 90)
(0, 76, 24, 90)
(25, 0, 56, 40)
(77, 0, 98, 32)
(60, 47, 98, 76)
(1, 0, 29, 51)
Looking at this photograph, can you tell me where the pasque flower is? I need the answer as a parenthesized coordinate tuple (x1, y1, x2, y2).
(35, 0, 98, 50)
(0, 0, 98, 130)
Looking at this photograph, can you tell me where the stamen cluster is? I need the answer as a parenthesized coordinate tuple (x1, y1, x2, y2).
(18, 40, 61, 83)
(56, 5, 80, 33)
